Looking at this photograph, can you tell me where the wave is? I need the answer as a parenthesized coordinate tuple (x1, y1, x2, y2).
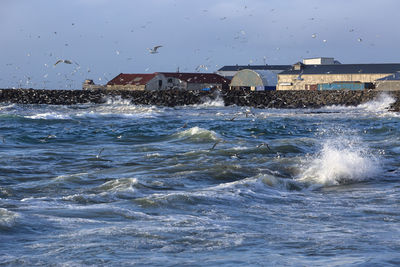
(96, 178, 139, 193)
(319, 93, 396, 114)
(104, 96, 134, 105)
(25, 112, 72, 120)
(358, 93, 396, 112)
(63, 178, 143, 204)
(21, 100, 161, 120)
(0, 208, 19, 229)
(297, 137, 380, 186)
(0, 103, 16, 111)
(196, 94, 225, 107)
(133, 172, 299, 209)
(74, 98, 160, 119)
(172, 126, 219, 143)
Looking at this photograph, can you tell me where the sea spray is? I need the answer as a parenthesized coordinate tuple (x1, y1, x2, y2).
(198, 90, 225, 107)
(358, 93, 396, 112)
(297, 137, 380, 186)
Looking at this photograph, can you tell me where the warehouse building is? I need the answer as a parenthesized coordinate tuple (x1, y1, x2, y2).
(216, 64, 290, 80)
(106, 72, 230, 91)
(106, 73, 164, 90)
(229, 69, 277, 91)
(277, 58, 400, 90)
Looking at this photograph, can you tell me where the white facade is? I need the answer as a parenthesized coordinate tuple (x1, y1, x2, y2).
(303, 57, 335, 65)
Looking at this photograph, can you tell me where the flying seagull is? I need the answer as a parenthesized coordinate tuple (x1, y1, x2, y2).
(148, 45, 163, 54)
(210, 140, 220, 151)
(54, 59, 73, 66)
(257, 143, 271, 150)
(96, 148, 105, 159)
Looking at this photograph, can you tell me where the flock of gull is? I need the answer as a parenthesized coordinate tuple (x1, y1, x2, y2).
(2, 3, 369, 90)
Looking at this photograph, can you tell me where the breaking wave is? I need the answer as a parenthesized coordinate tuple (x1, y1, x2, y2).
(0, 208, 19, 229)
(297, 137, 380, 186)
(358, 93, 396, 112)
(173, 126, 219, 142)
(26, 112, 72, 120)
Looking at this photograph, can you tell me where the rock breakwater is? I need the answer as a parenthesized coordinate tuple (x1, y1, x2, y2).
(0, 88, 399, 111)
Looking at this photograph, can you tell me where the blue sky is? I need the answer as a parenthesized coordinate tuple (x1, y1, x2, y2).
(1, 0, 399, 89)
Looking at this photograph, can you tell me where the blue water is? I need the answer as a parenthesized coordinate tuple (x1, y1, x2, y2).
(0, 95, 399, 266)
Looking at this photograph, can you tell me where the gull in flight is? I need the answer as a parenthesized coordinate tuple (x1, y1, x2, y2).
(53, 59, 73, 66)
(148, 45, 162, 54)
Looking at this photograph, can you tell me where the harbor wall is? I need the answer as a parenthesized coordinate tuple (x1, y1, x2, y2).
(1, 88, 400, 111)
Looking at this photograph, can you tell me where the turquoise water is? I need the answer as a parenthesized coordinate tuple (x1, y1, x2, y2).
(0, 95, 399, 266)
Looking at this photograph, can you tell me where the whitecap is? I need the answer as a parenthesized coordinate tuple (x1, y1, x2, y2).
(173, 126, 219, 142)
(0, 208, 19, 229)
(25, 112, 71, 120)
(358, 93, 396, 112)
(96, 178, 139, 193)
(297, 138, 380, 186)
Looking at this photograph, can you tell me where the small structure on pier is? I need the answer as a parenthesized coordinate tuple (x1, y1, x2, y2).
(82, 79, 106, 90)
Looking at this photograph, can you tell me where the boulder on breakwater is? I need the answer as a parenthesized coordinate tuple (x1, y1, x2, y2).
(0, 88, 400, 111)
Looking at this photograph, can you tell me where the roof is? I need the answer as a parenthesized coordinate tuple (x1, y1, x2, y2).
(107, 73, 158, 86)
(376, 72, 400, 81)
(157, 72, 230, 84)
(279, 63, 400, 75)
(218, 65, 291, 72)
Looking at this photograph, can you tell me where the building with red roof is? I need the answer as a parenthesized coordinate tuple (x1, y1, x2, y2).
(106, 73, 163, 90)
(105, 72, 230, 91)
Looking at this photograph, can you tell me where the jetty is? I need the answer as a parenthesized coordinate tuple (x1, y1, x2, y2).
(1, 88, 400, 112)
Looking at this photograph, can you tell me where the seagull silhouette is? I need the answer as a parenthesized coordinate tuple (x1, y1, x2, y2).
(257, 143, 271, 150)
(148, 45, 163, 54)
(96, 148, 105, 159)
(53, 59, 76, 66)
(210, 141, 220, 150)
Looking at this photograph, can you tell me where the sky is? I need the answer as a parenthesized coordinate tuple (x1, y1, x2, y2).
(1, 0, 400, 89)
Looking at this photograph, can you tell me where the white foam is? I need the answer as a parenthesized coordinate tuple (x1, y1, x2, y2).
(0, 104, 16, 110)
(0, 208, 19, 228)
(104, 96, 133, 105)
(74, 104, 159, 119)
(97, 178, 138, 193)
(25, 112, 71, 120)
(195, 91, 225, 107)
(196, 97, 225, 107)
(318, 93, 396, 115)
(175, 126, 219, 142)
(297, 138, 380, 186)
(358, 93, 396, 112)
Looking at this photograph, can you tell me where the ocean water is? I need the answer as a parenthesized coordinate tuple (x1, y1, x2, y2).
(0, 94, 399, 266)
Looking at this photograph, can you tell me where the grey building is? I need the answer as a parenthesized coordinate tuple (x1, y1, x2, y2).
(216, 65, 291, 80)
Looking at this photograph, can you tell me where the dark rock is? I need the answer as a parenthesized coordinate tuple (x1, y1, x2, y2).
(0, 89, 398, 112)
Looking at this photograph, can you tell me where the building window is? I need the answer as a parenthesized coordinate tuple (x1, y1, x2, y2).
(167, 78, 173, 83)
(158, 80, 162, 89)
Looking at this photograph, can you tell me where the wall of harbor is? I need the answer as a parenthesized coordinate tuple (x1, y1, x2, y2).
(0, 88, 400, 111)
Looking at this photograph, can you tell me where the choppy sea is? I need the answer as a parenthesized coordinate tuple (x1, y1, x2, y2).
(0, 94, 399, 266)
